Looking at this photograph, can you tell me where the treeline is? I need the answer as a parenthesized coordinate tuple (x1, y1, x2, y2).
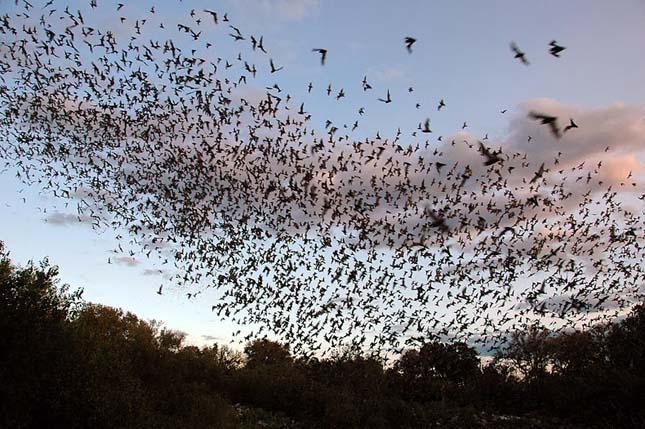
(1, 242, 643, 428)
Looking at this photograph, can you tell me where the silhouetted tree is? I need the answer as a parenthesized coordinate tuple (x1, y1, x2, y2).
(2, 240, 644, 427)
(0, 243, 85, 427)
(0, 242, 238, 427)
(605, 304, 645, 376)
(390, 341, 480, 403)
(548, 329, 601, 377)
(244, 338, 293, 368)
(497, 326, 552, 382)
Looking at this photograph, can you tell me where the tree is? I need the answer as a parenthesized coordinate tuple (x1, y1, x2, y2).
(0, 241, 85, 427)
(243, 338, 293, 368)
(201, 343, 244, 371)
(390, 341, 480, 402)
(394, 341, 479, 383)
(605, 304, 645, 376)
(548, 329, 601, 377)
(497, 326, 552, 381)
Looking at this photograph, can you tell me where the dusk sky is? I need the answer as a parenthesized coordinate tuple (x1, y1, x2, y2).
(1, 0, 644, 350)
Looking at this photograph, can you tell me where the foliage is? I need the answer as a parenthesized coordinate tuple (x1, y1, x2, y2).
(1, 241, 643, 427)
(0, 243, 84, 427)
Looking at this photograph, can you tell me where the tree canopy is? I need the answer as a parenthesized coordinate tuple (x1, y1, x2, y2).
(1, 241, 644, 427)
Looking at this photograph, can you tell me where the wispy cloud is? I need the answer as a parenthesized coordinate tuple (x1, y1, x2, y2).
(142, 268, 167, 276)
(225, 0, 319, 22)
(113, 256, 139, 267)
(44, 212, 93, 226)
(368, 66, 408, 83)
(274, 0, 319, 21)
(201, 334, 223, 341)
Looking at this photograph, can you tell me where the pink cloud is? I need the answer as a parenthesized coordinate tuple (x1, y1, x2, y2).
(113, 256, 139, 267)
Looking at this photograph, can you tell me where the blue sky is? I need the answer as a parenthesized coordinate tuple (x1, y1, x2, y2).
(1, 0, 644, 349)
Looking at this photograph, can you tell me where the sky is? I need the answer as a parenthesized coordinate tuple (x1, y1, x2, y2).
(1, 0, 644, 349)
